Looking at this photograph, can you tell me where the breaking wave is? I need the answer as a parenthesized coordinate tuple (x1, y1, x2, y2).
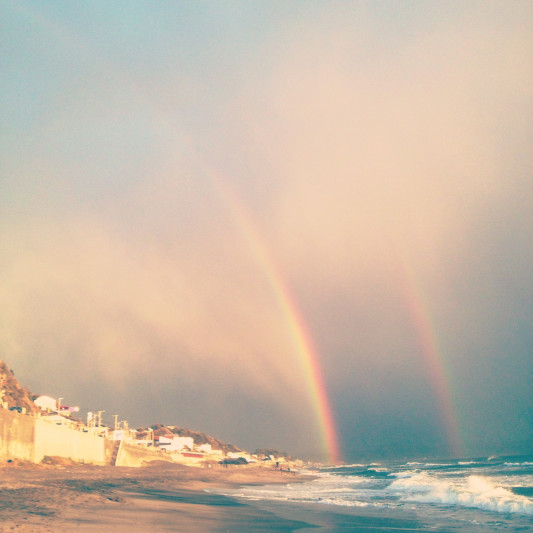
(389, 473, 533, 515)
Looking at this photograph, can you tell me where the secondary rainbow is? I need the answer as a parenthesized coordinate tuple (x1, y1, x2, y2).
(211, 175, 341, 465)
(398, 254, 463, 458)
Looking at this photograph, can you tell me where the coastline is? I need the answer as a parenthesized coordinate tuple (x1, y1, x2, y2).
(0, 461, 318, 532)
(0, 460, 438, 532)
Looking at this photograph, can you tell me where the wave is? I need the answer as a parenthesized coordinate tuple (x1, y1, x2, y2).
(222, 476, 373, 508)
(389, 474, 533, 515)
(311, 498, 370, 507)
(389, 470, 419, 478)
(404, 461, 454, 468)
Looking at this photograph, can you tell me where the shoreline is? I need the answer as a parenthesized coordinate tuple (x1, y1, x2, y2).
(0, 461, 431, 531)
(0, 461, 318, 532)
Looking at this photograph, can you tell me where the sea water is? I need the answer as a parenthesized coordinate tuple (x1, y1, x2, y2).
(222, 455, 533, 531)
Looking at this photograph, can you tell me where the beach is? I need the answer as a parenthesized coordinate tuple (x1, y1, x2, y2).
(0, 460, 317, 532)
(4, 458, 530, 532)
(0, 459, 463, 532)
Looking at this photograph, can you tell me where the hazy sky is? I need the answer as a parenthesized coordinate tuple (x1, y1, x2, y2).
(1, 1, 532, 461)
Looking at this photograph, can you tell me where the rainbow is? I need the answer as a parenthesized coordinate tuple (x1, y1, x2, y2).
(398, 254, 463, 458)
(211, 177, 341, 464)
(16, 6, 341, 462)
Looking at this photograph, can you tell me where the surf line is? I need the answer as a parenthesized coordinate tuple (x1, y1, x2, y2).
(209, 175, 341, 465)
(399, 255, 463, 458)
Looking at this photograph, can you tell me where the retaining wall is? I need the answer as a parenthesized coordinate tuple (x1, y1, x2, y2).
(0, 409, 183, 467)
(115, 441, 171, 467)
(0, 409, 34, 462)
(33, 419, 107, 465)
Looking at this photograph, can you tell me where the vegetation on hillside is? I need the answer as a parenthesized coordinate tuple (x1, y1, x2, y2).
(0, 360, 39, 414)
(255, 448, 291, 459)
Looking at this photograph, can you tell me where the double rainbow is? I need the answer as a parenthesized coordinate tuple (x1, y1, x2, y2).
(19, 6, 462, 463)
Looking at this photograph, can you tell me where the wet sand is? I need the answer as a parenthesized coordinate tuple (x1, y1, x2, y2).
(0, 460, 432, 531)
(0, 461, 316, 532)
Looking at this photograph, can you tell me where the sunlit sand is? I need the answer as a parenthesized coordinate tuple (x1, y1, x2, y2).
(0, 461, 313, 532)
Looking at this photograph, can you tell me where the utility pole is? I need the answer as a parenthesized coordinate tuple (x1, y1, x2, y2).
(96, 410, 104, 427)
(113, 414, 118, 431)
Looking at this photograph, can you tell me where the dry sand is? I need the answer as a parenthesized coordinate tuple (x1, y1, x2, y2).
(0, 460, 316, 532)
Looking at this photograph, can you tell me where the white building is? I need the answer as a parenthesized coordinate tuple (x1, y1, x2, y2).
(158, 436, 194, 451)
(34, 395, 57, 412)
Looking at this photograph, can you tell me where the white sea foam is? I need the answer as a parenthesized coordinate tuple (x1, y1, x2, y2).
(223, 473, 376, 508)
(312, 498, 370, 507)
(404, 461, 454, 468)
(389, 470, 419, 478)
(488, 474, 533, 489)
(388, 473, 533, 515)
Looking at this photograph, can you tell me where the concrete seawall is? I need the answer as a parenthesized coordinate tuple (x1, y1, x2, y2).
(0, 409, 172, 466)
(33, 418, 108, 465)
(1, 409, 112, 465)
(115, 441, 173, 467)
(0, 408, 34, 462)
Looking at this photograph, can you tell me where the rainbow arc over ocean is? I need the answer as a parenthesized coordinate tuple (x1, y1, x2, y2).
(398, 252, 463, 458)
(211, 176, 341, 465)
(19, 5, 469, 464)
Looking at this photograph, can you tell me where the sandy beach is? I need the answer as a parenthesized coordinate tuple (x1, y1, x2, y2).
(0, 460, 317, 532)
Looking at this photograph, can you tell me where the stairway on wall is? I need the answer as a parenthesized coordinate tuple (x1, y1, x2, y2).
(110, 440, 121, 466)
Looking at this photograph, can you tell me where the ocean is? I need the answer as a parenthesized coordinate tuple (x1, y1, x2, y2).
(219, 455, 533, 531)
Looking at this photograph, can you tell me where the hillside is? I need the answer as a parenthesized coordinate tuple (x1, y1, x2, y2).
(0, 360, 39, 414)
(140, 424, 242, 454)
(0, 359, 248, 456)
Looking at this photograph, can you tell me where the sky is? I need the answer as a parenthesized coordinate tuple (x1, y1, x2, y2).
(1, 1, 532, 462)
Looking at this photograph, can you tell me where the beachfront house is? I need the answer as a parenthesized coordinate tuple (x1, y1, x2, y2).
(34, 395, 57, 412)
(158, 435, 194, 451)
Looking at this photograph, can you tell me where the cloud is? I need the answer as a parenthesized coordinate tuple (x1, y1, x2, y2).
(1, 1, 532, 457)
(244, 10, 533, 288)
(0, 209, 311, 405)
